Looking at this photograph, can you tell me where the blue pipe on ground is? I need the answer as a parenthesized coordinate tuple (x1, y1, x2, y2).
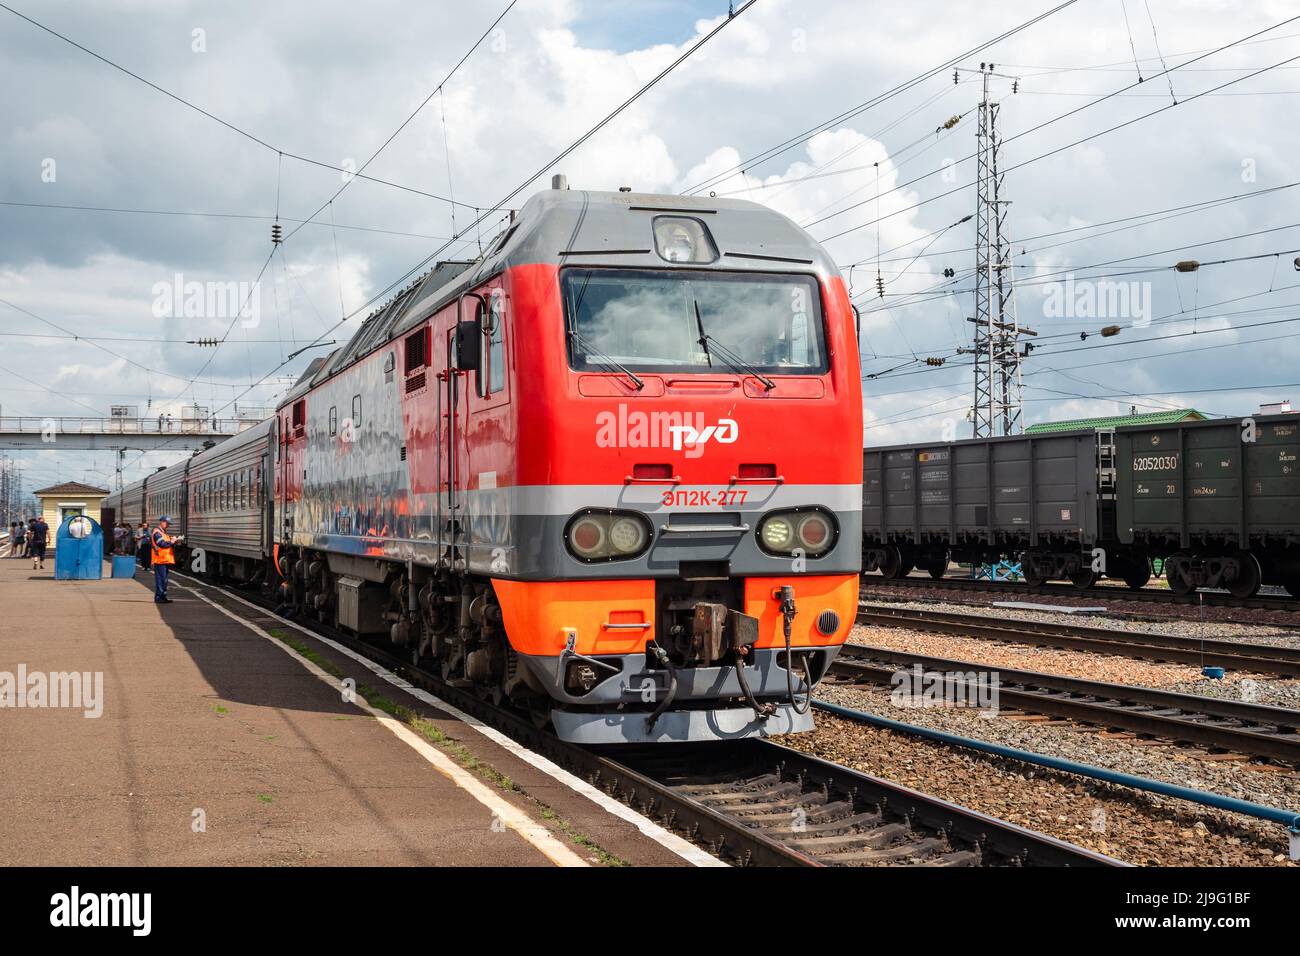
(815, 700, 1300, 836)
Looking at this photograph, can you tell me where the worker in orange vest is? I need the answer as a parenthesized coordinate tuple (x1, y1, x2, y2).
(151, 516, 184, 603)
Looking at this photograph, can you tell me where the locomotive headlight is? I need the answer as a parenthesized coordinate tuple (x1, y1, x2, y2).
(608, 516, 648, 555)
(652, 216, 718, 264)
(565, 510, 652, 562)
(760, 515, 794, 551)
(569, 516, 607, 559)
(796, 512, 833, 553)
(758, 509, 837, 557)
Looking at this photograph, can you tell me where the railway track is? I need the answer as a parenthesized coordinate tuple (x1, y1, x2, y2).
(857, 605, 1300, 677)
(862, 573, 1300, 613)
(830, 644, 1300, 764)
(181, 573, 1118, 867)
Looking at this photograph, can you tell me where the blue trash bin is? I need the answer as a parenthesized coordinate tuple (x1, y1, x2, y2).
(111, 555, 137, 579)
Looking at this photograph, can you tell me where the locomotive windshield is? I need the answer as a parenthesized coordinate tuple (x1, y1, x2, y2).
(562, 268, 828, 375)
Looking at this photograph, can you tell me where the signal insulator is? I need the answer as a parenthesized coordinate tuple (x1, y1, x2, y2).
(938, 115, 961, 131)
(1100, 325, 1122, 338)
(953, 69, 959, 85)
(875, 273, 885, 297)
(271, 222, 283, 244)
(189, 337, 219, 347)
(925, 357, 945, 367)
(943, 267, 955, 278)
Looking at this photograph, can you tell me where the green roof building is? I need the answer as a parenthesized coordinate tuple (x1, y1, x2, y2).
(1024, 408, 1208, 435)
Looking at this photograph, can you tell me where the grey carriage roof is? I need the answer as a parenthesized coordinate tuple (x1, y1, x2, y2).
(279, 187, 843, 407)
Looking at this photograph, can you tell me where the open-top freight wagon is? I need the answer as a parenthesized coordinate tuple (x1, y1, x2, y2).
(863, 414, 1299, 599)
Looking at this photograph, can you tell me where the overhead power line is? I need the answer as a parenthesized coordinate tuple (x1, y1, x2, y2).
(0, 1, 504, 211)
(680, 0, 1080, 196)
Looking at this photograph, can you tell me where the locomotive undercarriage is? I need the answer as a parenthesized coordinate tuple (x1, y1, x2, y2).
(274, 545, 551, 713)
(272, 544, 829, 742)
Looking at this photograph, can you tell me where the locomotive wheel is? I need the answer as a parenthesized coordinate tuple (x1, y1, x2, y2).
(1123, 559, 1151, 591)
(1069, 568, 1098, 590)
(1166, 554, 1196, 596)
(927, 553, 949, 580)
(1228, 552, 1262, 599)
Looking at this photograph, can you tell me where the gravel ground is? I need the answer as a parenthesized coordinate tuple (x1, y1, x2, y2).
(792, 690, 1299, 866)
(850, 623, 1300, 706)
(862, 596, 1300, 649)
(861, 579, 1300, 630)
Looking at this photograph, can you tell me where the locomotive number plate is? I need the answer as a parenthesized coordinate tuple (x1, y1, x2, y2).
(660, 488, 749, 507)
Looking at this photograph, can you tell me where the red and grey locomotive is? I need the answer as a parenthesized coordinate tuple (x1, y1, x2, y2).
(105, 183, 864, 743)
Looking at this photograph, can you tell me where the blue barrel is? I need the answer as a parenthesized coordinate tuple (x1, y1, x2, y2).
(111, 555, 138, 579)
(54, 515, 104, 580)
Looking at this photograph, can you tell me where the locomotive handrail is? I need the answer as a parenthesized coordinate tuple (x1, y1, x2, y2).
(623, 474, 681, 485)
(602, 621, 652, 630)
(728, 474, 785, 484)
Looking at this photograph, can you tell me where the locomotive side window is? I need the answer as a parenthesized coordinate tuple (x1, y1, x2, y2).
(329, 406, 337, 436)
(351, 394, 362, 426)
(291, 400, 306, 436)
(488, 293, 506, 394)
(562, 269, 827, 376)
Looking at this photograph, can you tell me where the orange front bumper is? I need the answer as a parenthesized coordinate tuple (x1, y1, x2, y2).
(491, 574, 859, 658)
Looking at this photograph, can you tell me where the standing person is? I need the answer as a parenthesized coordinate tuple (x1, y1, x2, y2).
(136, 521, 151, 569)
(150, 516, 182, 603)
(12, 520, 24, 559)
(29, 516, 49, 570)
(112, 522, 128, 555)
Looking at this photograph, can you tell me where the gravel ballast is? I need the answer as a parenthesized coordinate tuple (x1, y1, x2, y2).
(791, 690, 1299, 866)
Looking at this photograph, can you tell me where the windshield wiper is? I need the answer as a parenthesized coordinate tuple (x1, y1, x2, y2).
(566, 327, 645, 391)
(565, 278, 643, 390)
(693, 300, 775, 391)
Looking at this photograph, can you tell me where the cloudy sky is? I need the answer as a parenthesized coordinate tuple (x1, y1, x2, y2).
(2, 0, 1298, 493)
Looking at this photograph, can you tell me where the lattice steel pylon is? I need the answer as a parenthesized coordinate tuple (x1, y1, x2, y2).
(961, 64, 1028, 438)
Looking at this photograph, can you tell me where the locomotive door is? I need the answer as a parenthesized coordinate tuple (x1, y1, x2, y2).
(439, 296, 479, 565)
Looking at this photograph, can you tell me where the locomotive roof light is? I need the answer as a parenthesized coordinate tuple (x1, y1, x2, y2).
(652, 216, 718, 264)
(757, 508, 837, 558)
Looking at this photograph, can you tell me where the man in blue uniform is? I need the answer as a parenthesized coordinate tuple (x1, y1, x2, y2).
(150, 516, 183, 603)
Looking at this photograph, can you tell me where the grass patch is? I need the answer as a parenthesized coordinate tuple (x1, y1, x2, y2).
(256, 794, 273, 804)
(213, 704, 228, 715)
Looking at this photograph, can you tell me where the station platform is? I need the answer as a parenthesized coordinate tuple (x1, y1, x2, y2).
(0, 556, 703, 867)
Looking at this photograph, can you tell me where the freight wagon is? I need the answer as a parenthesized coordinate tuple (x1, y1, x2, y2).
(864, 413, 1300, 599)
